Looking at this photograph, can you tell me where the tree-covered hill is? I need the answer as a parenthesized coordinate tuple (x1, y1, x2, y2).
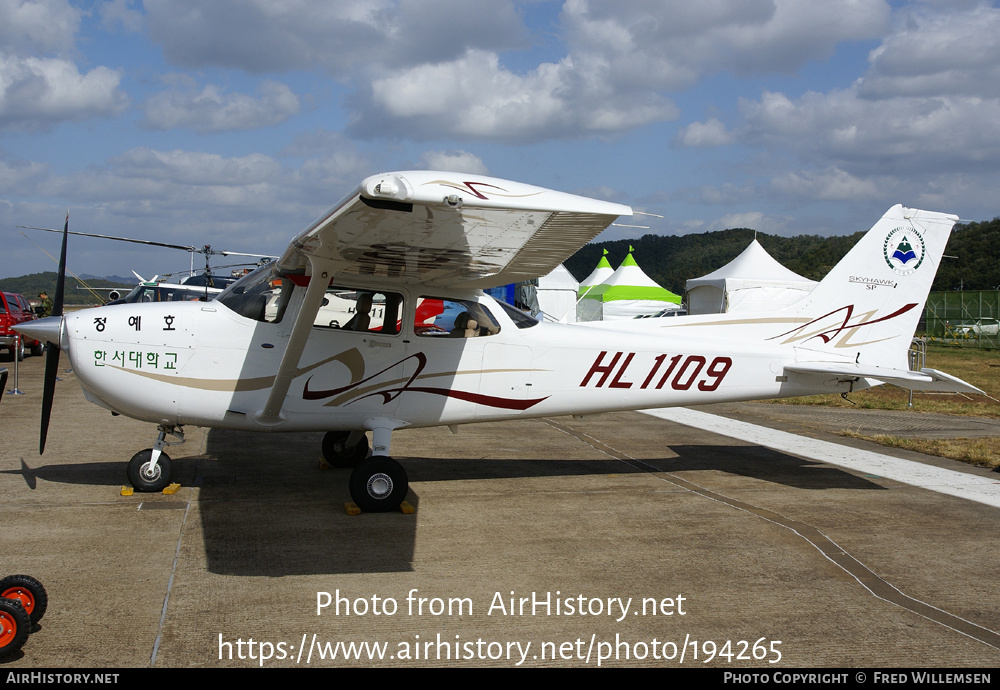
(0, 272, 133, 305)
(929, 218, 1000, 291)
(564, 218, 1000, 295)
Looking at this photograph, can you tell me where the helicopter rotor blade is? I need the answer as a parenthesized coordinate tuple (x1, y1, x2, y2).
(18, 225, 272, 260)
(18, 225, 198, 253)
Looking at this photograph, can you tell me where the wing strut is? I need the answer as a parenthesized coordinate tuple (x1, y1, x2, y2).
(253, 259, 335, 425)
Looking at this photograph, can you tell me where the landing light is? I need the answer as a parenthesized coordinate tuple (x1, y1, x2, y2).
(374, 181, 398, 197)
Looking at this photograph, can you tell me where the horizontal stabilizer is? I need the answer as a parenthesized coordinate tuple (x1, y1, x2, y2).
(915, 368, 985, 394)
(785, 363, 983, 394)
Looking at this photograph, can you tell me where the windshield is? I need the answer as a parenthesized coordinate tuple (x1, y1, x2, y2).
(217, 262, 292, 322)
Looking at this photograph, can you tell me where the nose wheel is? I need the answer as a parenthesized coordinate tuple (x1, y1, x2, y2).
(126, 425, 183, 492)
(127, 449, 173, 492)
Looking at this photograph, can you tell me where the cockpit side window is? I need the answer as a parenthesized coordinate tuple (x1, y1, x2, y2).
(312, 287, 404, 335)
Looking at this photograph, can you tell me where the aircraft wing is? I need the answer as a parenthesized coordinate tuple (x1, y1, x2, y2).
(785, 363, 983, 394)
(276, 171, 632, 288)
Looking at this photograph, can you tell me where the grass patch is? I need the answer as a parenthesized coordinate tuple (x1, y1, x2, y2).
(838, 432, 1000, 470)
(770, 344, 1000, 467)
(767, 343, 1000, 418)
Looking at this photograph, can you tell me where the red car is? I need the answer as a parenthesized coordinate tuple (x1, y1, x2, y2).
(0, 291, 43, 361)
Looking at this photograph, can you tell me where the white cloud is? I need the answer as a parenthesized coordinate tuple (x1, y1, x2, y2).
(0, 2, 131, 130)
(347, 0, 889, 142)
(770, 167, 881, 201)
(0, 0, 82, 56)
(143, 0, 526, 74)
(137, 0, 890, 143)
(685, 182, 760, 206)
(98, 0, 144, 34)
(710, 211, 772, 232)
(106, 148, 282, 187)
(860, 2, 1000, 99)
(561, 0, 890, 88)
(0, 54, 127, 130)
(0, 156, 48, 192)
(724, 3, 1000, 189)
(418, 150, 489, 174)
(356, 48, 678, 142)
(675, 118, 734, 147)
(740, 89, 1000, 174)
(1, 141, 378, 278)
(33, 145, 373, 237)
(142, 81, 300, 133)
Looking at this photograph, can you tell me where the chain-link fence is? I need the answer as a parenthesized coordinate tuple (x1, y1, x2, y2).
(924, 291, 1000, 348)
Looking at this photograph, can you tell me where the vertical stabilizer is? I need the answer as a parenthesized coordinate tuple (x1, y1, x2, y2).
(774, 205, 957, 370)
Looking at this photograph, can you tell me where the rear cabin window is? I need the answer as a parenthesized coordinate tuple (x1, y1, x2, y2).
(414, 298, 501, 338)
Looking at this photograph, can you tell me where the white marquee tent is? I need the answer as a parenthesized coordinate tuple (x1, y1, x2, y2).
(536, 264, 580, 323)
(685, 239, 816, 315)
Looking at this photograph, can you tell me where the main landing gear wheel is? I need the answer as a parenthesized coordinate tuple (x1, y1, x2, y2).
(322, 431, 369, 468)
(0, 575, 47, 626)
(127, 450, 173, 492)
(349, 457, 408, 513)
(0, 598, 30, 660)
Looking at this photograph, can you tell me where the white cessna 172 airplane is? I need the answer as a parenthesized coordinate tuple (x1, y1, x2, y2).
(16, 171, 981, 512)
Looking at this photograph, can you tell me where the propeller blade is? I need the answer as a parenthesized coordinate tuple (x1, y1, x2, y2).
(52, 214, 68, 318)
(40, 213, 69, 454)
(39, 345, 60, 454)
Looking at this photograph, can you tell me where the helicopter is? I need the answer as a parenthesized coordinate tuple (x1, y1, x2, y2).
(18, 224, 272, 304)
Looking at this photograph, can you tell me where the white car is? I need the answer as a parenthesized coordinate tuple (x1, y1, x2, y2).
(952, 318, 999, 336)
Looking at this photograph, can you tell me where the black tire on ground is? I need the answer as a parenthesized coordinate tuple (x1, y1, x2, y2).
(0, 598, 30, 659)
(322, 431, 370, 468)
(0, 575, 47, 625)
(348, 457, 408, 513)
(127, 449, 173, 492)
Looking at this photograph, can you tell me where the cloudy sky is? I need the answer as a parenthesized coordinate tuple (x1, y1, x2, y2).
(3, 0, 999, 280)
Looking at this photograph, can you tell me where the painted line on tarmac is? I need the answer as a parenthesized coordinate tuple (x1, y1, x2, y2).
(547, 415, 1000, 650)
(642, 407, 1000, 509)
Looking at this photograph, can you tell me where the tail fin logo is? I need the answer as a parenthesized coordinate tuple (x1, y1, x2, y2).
(883, 226, 925, 276)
